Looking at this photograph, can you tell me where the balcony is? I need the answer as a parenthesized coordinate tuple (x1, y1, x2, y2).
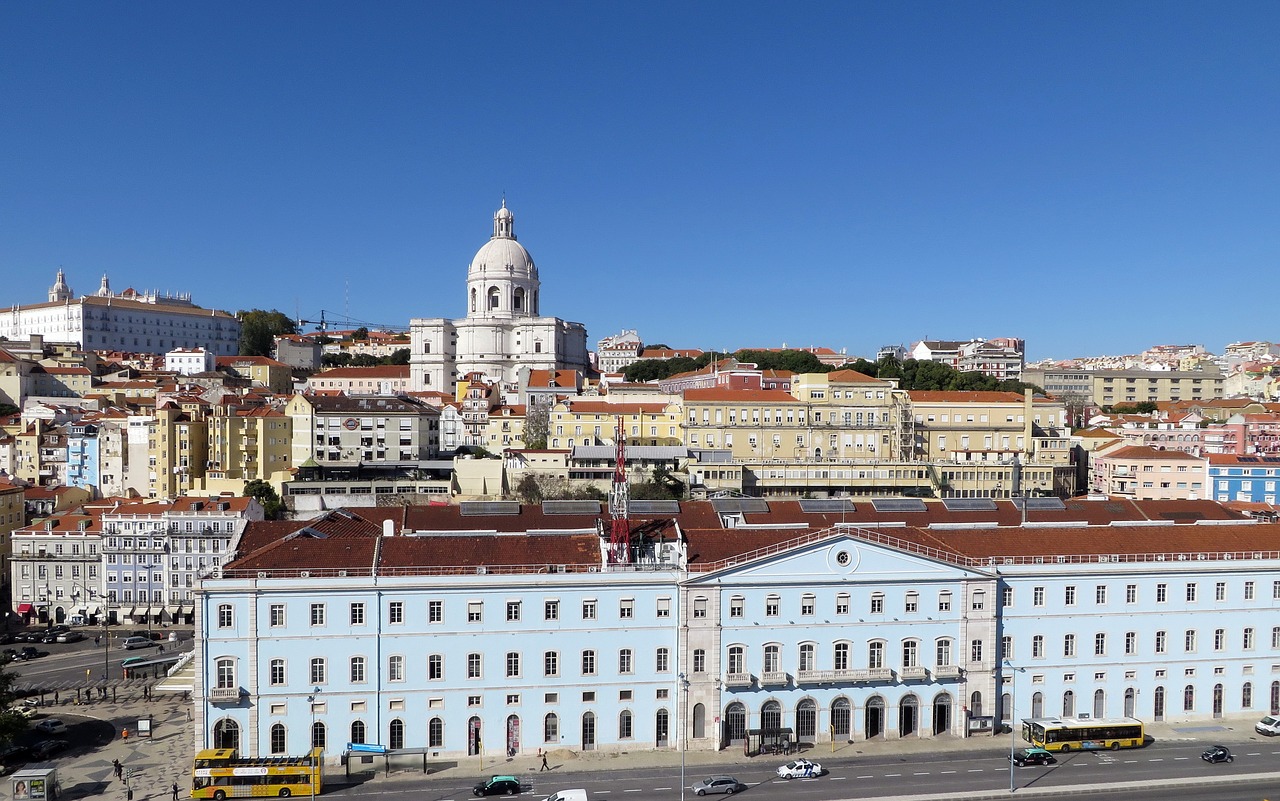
(850, 668, 895, 682)
(933, 665, 963, 679)
(209, 686, 243, 703)
(760, 670, 790, 686)
(899, 666, 928, 680)
(724, 672, 754, 688)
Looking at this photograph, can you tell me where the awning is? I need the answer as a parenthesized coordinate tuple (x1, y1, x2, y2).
(122, 606, 137, 616)
(72, 606, 88, 615)
(89, 605, 103, 615)
(16, 603, 33, 614)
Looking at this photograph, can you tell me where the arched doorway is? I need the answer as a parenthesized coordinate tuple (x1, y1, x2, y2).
(1031, 692, 1044, 718)
(1001, 693, 1011, 723)
(693, 703, 706, 739)
(1272, 681, 1280, 715)
(1124, 688, 1135, 718)
(831, 698, 851, 741)
(761, 700, 782, 732)
(656, 709, 669, 748)
(1154, 686, 1165, 722)
(581, 712, 596, 751)
(54, 607, 66, 624)
(1093, 689, 1105, 719)
(723, 703, 746, 746)
(899, 695, 919, 737)
(468, 716, 482, 756)
(932, 693, 952, 736)
(506, 715, 521, 756)
(389, 719, 405, 750)
(1062, 690, 1075, 717)
(311, 721, 326, 750)
(1213, 684, 1224, 719)
(213, 718, 240, 750)
(865, 696, 885, 739)
(796, 699, 817, 742)
(969, 691, 983, 719)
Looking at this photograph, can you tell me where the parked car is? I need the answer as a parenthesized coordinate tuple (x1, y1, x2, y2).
(0, 633, 15, 645)
(5, 704, 39, 720)
(473, 775, 531, 796)
(55, 631, 84, 644)
(691, 777, 748, 796)
(776, 759, 824, 779)
(34, 719, 68, 734)
(30, 740, 68, 760)
(122, 636, 157, 650)
(1009, 747, 1057, 767)
(18, 647, 46, 661)
(0, 649, 16, 664)
(1256, 715, 1280, 736)
(39, 632, 60, 644)
(1201, 745, 1234, 764)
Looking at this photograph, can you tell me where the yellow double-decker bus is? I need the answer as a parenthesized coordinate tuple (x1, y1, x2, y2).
(192, 748, 322, 799)
(1021, 716, 1145, 752)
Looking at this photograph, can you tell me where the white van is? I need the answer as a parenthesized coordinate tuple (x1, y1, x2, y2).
(1256, 715, 1280, 736)
(542, 791, 587, 801)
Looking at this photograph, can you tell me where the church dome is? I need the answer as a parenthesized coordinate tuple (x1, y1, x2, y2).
(468, 202, 537, 281)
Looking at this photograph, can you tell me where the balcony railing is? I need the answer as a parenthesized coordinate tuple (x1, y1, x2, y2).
(899, 666, 928, 680)
(933, 665, 963, 679)
(760, 670, 789, 686)
(209, 686, 243, 703)
(724, 672, 754, 688)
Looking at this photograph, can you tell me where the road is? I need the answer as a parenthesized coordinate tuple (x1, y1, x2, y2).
(321, 741, 1280, 801)
(6, 635, 193, 690)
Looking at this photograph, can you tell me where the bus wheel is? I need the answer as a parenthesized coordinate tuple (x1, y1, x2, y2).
(214, 792, 226, 801)
(279, 790, 291, 798)
(1109, 742, 1119, 751)
(1059, 744, 1070, 752)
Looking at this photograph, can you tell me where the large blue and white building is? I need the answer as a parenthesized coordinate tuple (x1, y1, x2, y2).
(193, 497, 1280, 761)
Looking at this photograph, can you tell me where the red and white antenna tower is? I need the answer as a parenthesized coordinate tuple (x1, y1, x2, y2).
(608, 416, 631, 564)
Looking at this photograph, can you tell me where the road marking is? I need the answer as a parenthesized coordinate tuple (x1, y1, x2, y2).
(1246, 752, 1261, 756)
(1123, 760, 1137, 763)
(885, 773, 902, 777)
(940, 770, 957, 774)
(1149, 758, 1163, 761)
(653, 787, 672, 791)
(967, 769, 984, 773)
(829, 776, 847, 781)
(623, 789, 642, 793)
(1173, 757, 1189, 761)
(857, 775, 874, 779)
(912, 772, 930, 776)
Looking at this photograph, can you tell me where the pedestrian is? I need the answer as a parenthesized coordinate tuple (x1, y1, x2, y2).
(540, 751, 549, 771)
(186, 708, 192, 722)
(113, 759, 123, 780)
(171, 782, 179, 801)
(158, 645, 165, 654)
(122, 728, 129, 741)
(53, 690, 59, 705)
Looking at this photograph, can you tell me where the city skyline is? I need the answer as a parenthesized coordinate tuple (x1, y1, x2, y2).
(2, 2, 1277, 362)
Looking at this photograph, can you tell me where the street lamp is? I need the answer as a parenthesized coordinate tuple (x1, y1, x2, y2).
(678, 673, 690, 801)
(1003, 659, 1024, 793)
(307, 688, 320, 801)
(70, 585, 111, 690)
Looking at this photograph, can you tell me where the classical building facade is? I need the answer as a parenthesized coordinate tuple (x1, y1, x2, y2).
(193, 498, 1279, 761)
(0, 271, 239, 355)
(409, 203, 589, 395)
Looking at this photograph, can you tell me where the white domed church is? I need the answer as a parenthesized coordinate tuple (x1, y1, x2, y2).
(409, 202, 590, 393)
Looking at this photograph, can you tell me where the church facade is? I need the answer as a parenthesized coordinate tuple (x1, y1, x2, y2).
(408, 202, 589, 394)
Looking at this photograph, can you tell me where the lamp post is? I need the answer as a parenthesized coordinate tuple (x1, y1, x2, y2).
(307, 689, 319, 801)
(1003, 659, 1023, 793)
(678, 673, 690, 801)
(71, 585, 110, 689)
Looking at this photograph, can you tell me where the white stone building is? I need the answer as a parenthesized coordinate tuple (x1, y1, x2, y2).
(409, 202, 589, 395)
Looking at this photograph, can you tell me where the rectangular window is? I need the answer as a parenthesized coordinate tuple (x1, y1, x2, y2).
(1186, 583, 1197, 603)
(468, 653, 482, 679)
(350, 602, 365, 625)
(905, 592, 919, 613)
(1213, 629, 1225, 651)
(1157, 584, 1168, 603)
(429, 600, 443, 623)
(1094, 633, 1106, 656)
(1155, 630, 1167, 653)
(971, 591, 985, 611)
(693, 649, 706, 673)
(1064, 586, 1076, 605)
(1244, 627, 1255, 649)
(938, 592, 952, 612)
(1245, 581, 1255, 601)
(544, 651, 559, 676)
(389, 601, 404, 624)
(619, 649, 633, 674)
(506, 652, 521, 678)
(1185, 630, 1197, 652)
(1125, 632, 1137, 655)
(583, 600, 597, 620)
(269, 604, 285, 627)
(468, 601, 483, 623)
(656, 598, 671, 618)
(800, 595, 815, 616)
(545, 600, 560, 621)
(1215, 582, 1226, 601)
(1125, 584, 1137, 604)
(428, 654, 443, 680)
(693, 597, 708, 618)
(270, 659, 286, 685)
(310, 603, 326, 626)
(870, 595, 884, 614)
(970, 640, 983, 663)
(1095, 585, 1107, 605)
(506, 601, 521, 622)
(388, 655, 404, 682)
(619, 599, 634, 619)
(1033, 587, 1045, 607)
(766, 596, 780, 617)
(582, 650, 597, 676)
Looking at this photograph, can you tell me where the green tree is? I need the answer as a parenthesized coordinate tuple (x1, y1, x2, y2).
(515, 474, 545, 504)
(244, 479, 284, 520)
(352, 327, 370, 341)
(1109, 402, 1158, 414)
(0, 664, 27, 745)
(388, 348, 410, 365)
(0, 403, 18, 417)
(236, 310, 297, 357)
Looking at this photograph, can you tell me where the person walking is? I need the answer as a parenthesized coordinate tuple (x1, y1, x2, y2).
(540, 751, 549, 771)
(171, 782, 179, 801)
(113, 759, 123, 780)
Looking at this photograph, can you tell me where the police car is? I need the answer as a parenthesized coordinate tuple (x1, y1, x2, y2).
(776, 758, 824, 779)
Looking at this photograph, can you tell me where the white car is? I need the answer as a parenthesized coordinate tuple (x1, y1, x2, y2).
(34, 719, 67, 734)
(1257, 715, 1280, 736)
(776, 758, 824, 779)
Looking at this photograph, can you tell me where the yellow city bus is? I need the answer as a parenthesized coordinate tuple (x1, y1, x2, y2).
(1021, 716, 1145, 752)
(192, 748, 322, 799)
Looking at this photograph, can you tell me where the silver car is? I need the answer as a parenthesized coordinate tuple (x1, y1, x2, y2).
(691, 777, 747, 796)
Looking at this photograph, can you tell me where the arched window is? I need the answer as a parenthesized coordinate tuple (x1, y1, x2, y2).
(513, 288, 525, 312)
(488, 288, 500, 310)
(935, 638, 953, 666)
(618, 710, 633, 740)
(310, 657, 326, 684)
(763, 644, 781, 673)
(1062, 690, 1075, 717)
(1031, 692, 1044, 718)
(470, 289, 477, 313)
(1093, 689, 1105, 718)
(727, 646, 745, 674)
(1243, 682, 1254, 709)
(351, 720, 366, 745)
(693, 703, 706, 739)
(389, 718, 405, 750)
(311, 721, 326, 749)
(796, 698, 817, 739)
(544, 713, 558, 743)
(656, 708, 669, 747)
(761, 700, 782, 731)
(270, 723, 286, 754)
(970, 691, 983, 718)
(213, 718, 240, 750)
(428, 718, 444, 748)
(903, 639, 919, 668)
(215, 657, 236, 689)
(831, 697, 851, 739)
(1154, 686, 1166, 721)
(868, 640, 885, 669)
(798, 643, 815, 672)
(1001, 693, 1011, 722)
(834, 642, 851, 670)
(350, 656, 366, 683)
(1183, 685, 1195, 712)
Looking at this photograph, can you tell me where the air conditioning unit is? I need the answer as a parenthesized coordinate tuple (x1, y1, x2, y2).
(299, 571, 311, 578)
(257, 571, 267, 578)
(475, 566, 488, 575)
(337, 570, 348, 577)
(587, 566, 600, 573)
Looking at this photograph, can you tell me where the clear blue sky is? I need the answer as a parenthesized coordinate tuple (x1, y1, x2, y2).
(3, 2, 1277, 362)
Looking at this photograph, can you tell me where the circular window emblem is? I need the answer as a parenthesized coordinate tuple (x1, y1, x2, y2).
(835, 550, 851, 566)
(343, 418, 359, 431)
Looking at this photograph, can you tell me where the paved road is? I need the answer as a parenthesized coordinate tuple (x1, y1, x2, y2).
(7, 637, 193, 690)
